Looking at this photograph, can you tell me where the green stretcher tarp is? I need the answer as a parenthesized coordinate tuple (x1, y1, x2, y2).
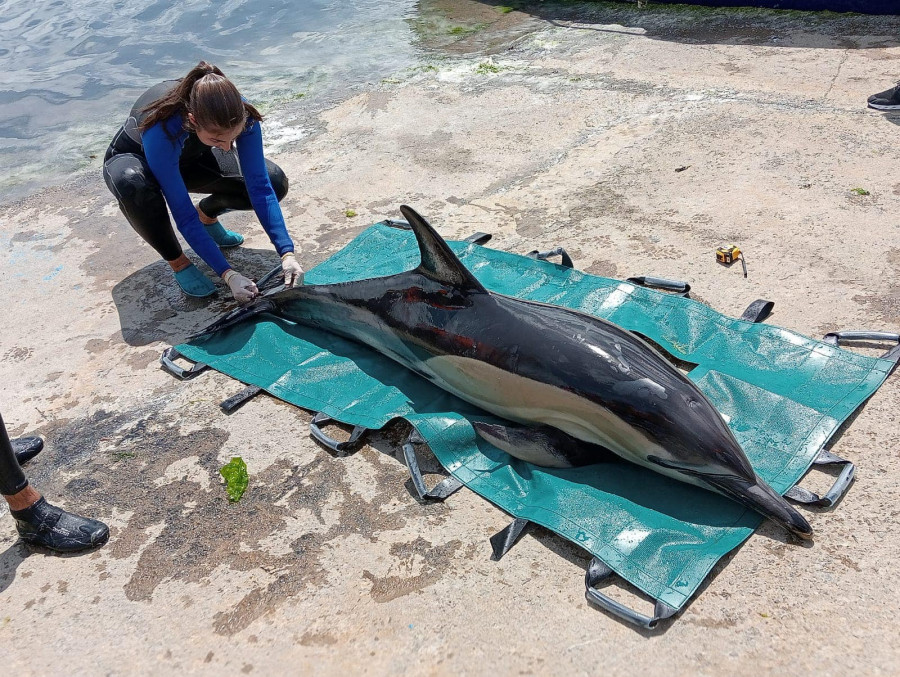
(175, 222, 896, 618)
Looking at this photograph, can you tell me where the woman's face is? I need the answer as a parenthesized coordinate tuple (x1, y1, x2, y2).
(188, 113, 244, 151)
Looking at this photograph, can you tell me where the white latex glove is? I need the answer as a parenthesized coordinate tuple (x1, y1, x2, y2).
(222, 269, 259, 305)
(282, 252, 304, 288)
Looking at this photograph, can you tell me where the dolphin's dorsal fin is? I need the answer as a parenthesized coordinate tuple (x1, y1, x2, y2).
(400, 205, 487, 292)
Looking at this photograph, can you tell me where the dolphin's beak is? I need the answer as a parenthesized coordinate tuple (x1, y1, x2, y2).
(704, 474, 813, 540)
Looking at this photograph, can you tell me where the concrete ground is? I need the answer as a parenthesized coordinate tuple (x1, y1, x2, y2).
(2, 3, 900, 675)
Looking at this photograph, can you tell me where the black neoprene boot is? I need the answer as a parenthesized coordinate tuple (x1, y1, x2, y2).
(11, 497, 109, 552)
(11, 436, 43, 466)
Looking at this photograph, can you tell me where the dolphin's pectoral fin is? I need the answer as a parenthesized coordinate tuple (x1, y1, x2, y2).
(473, 421, 613, 468)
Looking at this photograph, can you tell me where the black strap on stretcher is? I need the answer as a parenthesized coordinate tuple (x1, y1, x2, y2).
(308, 413, 368, 455)
(740, 299, 774, 323)
(527, 246, 574, 269)
(823, 331, 900, 374)
(626, 276, 691, 297)
(785, 449, 855, 507)
(401, 429, 464, 500)
(220, 385, 263, 413)
(159, 347, 209, 380)
(386, 218, 491, 246)
(585, 558, 677, 629)
(488, 517, 679, 627)
(490, 517, 530, 561)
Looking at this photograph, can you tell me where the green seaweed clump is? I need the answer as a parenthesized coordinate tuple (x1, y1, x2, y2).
(476, 62, 501, 75)
(220, 457, 249, 502)
(850, 187, 870, 196)
(345, 209, 358, 218)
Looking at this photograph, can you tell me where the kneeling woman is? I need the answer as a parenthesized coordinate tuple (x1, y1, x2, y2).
(103, 61, 303, 303)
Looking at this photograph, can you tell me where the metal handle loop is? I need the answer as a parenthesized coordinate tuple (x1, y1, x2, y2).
(463, 232, 492, 245)
(384, 218, 411, 230)
(401, 430, 464, 501)
(584, 557, 677, 629)
(626, 276, 691, 297)
(739, 299, 774, 323)
(785, 449, 855, 508)
(527, 247, 574, 268)
(308, 412, 368, 454)
(159, 347, 209, 380)
(822, 330, 900, 364)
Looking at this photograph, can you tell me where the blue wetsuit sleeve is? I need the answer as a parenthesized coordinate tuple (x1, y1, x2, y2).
(142, 119, 232, 276)
(235, 119, 294, 256)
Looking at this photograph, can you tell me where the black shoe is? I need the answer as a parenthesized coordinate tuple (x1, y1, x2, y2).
(11, 436, 43, 466)
(868, 82, 900, 110)
(11, 497, 109, 553)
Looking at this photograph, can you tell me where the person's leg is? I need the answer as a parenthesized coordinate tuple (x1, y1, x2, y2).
(102, 149, 215, 297)
(180, 148, 289, 245)
(0, 414, 28, 498)
(11, 436, 42, 465)
(189, 158, 289, 217)
(1, 412, 109, 552)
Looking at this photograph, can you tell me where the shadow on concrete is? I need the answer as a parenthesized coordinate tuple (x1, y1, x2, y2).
(0, 541, 30, 595)
(468, 0, 900, 50)
(875, 111, 900, 126)
(111, 247, 282, 348)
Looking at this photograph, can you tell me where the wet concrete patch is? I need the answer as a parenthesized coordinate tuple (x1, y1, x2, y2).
(24, 402, 470, 637)
(362, 537, 471, 603)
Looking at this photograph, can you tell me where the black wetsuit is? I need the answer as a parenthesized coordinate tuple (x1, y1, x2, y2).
(102, 80, 290, 270)
(0, 413, 28, 496)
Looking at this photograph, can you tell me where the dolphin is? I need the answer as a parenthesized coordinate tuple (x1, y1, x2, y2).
(196, 205, 812, 539)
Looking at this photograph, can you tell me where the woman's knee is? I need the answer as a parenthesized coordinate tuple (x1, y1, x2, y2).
(103, 154, 160, 207)
(267, 161, 289, 201)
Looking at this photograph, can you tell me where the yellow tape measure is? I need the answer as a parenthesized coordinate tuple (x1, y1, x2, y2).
(716, 245, 747, 278)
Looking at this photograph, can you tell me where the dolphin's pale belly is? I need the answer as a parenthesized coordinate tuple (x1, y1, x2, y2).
(421, 353, 691, 477)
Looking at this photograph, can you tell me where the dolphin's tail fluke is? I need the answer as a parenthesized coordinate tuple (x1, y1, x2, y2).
(706, 474, 813, 540)
(188, 298, 276, 341)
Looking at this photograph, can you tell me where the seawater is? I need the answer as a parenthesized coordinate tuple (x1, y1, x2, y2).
(0, 0, 422, 203)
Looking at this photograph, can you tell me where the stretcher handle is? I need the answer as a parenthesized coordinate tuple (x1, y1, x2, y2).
(402, 430, 464, 501)
(785, 449, 855, 508)
(490, 518, 530, 561)
(308, 412, 368, 454)
(220, 385, 263, 413)
(739, 299, 774, 323)
(384, 218, 411, 230)
(626, 276, 691, 297)
(822, 331, 900, 363)
(159, 347, 209, 380)
(463, 232, 492, 245)
(585, 558, 677, 629)
(527, 247, 574, 268)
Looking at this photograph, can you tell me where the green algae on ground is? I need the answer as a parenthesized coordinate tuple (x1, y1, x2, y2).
(851, 187, 870, 196)
(345, 209, 358, 218)
(476, 62, 501, 75)
(220, 457, 249, 502)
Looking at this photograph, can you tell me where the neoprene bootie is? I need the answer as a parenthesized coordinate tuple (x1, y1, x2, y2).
(173, 264, 216, 298)
(12, 497, 109, 552)
(204, 221, 244, 248)
(11, 436, 42, 465)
